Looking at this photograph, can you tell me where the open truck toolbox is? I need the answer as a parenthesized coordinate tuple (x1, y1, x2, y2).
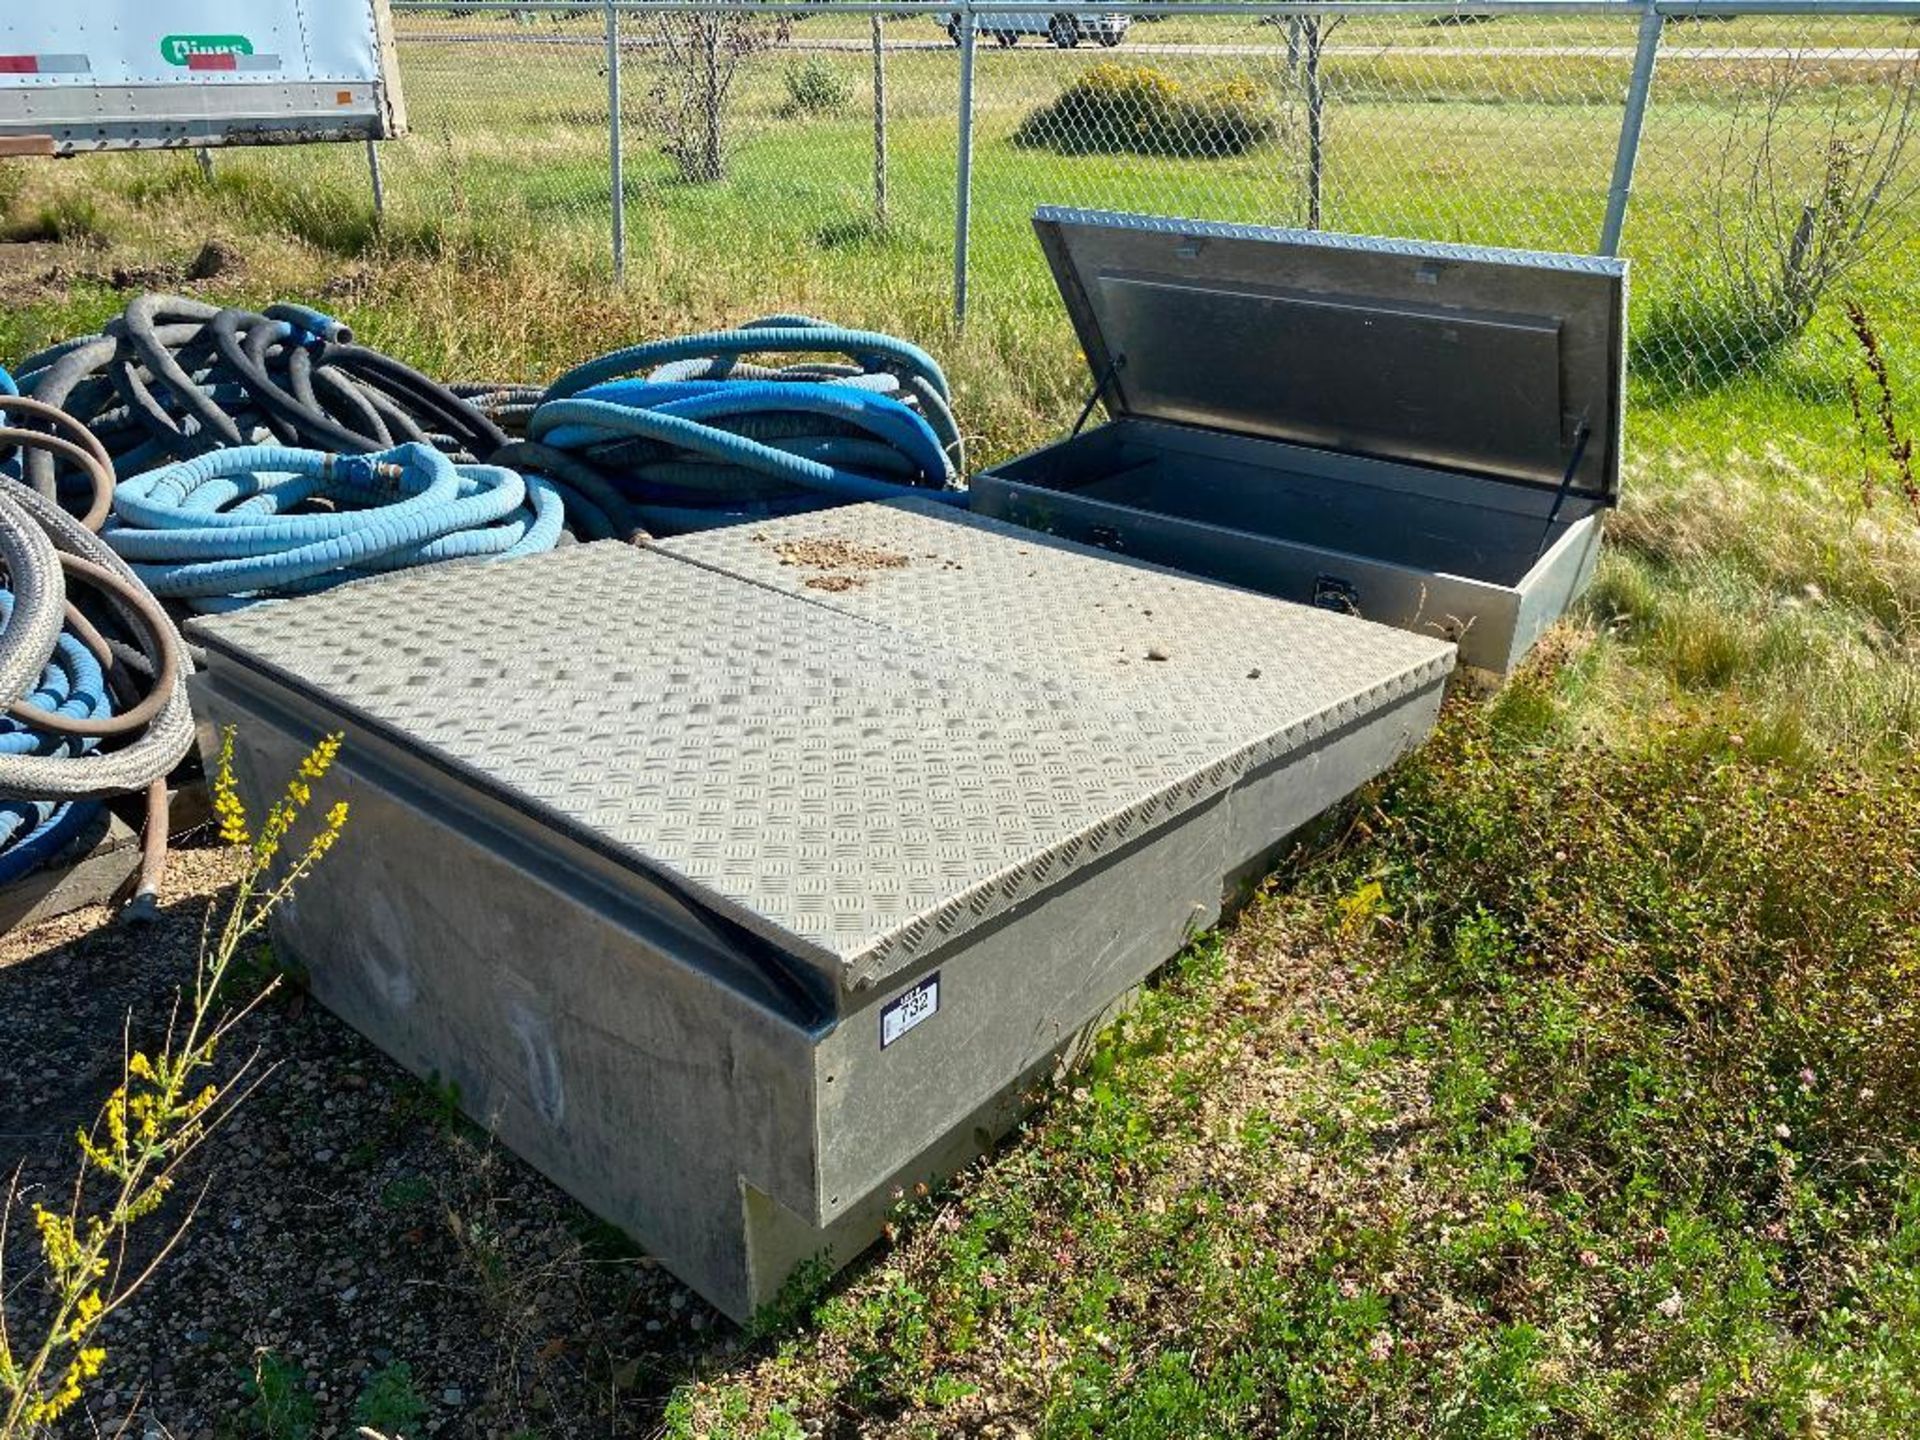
(971, 208, 1629, 674)
(187, 502, 1454, 1318)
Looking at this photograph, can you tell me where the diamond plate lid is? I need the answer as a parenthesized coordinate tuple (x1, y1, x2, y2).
(190, 544, 1428, 996)
(1033, 207, 1628, 503)
(190, 537, 1450, 997)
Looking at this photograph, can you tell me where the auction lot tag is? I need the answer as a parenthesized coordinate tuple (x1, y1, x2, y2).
(881, 972, 940, 1049)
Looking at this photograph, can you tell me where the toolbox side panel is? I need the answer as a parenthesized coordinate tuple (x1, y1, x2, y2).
(807, 671, 1449, 1250)
(738, 977, 1144, 1318)
(813, 793, 1229, 1225)
(193, 669, 825, 1321)
(1507, 513, 1607, 673)
(1223, 677, 1447, 887)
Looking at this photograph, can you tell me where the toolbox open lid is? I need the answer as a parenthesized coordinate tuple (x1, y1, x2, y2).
(1032, 207, 1628, 504)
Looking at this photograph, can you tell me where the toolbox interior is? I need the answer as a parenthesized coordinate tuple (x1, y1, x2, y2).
(993, 416, 1600, 587)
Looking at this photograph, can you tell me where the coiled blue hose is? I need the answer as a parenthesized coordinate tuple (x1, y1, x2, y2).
(0, 590, 109, 884)
(102, 441, 564, 611)
(510, 315, 967, 538)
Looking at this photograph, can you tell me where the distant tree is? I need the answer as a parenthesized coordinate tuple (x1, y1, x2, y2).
(647, 11, 792, 184)
(1704, 51, 1919, 356)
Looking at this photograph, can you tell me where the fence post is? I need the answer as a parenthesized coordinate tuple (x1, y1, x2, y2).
(1302, 15, 1334, 230)
(606, 0, 626, 281)
(366, 138, 386, 224)
(1601, 0, 1664, 257)
(953, 3, 977, 325)
(873, 11, 889, 232)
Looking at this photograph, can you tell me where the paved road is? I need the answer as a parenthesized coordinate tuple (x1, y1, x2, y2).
(398, 29, 1919, 63)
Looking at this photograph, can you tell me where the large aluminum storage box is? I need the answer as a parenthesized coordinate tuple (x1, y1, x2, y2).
(971, 208, 1629, 674)
(189, 504, 1453, 1320)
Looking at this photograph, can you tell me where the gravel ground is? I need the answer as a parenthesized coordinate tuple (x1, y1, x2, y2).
(1, 840, 737, 1439)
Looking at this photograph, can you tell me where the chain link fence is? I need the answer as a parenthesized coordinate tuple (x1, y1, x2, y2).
(348, 2, 1920, 434)
(1632, 13, 1920, 395)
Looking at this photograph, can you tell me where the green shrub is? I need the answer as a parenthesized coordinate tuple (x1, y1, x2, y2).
(354, 1361, 429, 1433)
(1013, 63, 1278, 158)
(779, 58, 852, 119)
(0, 159, 27, 224)
(243, 1351, 317, 1440)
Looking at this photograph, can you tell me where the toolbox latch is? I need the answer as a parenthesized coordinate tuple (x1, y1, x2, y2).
(1312, 575, 1360, 615)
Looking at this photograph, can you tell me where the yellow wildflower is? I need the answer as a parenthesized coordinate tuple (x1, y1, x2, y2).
(211, 727, 251, 847)
(25, 1345, 106, 1423)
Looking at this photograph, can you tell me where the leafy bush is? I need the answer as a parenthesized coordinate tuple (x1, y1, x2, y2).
(353, 1361, 428, 1433)
(780, 58, 852, 119)
(1013, 63, 1278, 158)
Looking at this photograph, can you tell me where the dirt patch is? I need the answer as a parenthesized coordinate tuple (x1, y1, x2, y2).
(318, 264, 376, 304)
(0, 237, 241, 311)
(185, 238, 243, 283)
(0, 240, 80, 304)
(105, 259, 184, 291)
(766, 536, 911, 573)
(0, 239, 67, 284)
(803, 573, 866, 592)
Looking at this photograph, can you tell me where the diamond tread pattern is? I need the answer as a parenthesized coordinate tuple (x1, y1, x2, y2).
(657, 498, 1456, 779)
(192, 525, 1451, 988)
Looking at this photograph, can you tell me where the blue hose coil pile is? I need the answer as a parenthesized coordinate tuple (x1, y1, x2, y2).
(103, 441, 565, 612)
(501, 315, 968, 538)
(0, 592, 110, 885)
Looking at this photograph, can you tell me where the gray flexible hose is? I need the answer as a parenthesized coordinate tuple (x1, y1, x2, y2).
(0, 481, 194, 800)
(0, 489, 67, 710)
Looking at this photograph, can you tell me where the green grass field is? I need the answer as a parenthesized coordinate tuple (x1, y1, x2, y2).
(3, 16, 1919, 1434)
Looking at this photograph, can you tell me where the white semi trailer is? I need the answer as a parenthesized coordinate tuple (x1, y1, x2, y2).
(0, 1, 404, 155)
